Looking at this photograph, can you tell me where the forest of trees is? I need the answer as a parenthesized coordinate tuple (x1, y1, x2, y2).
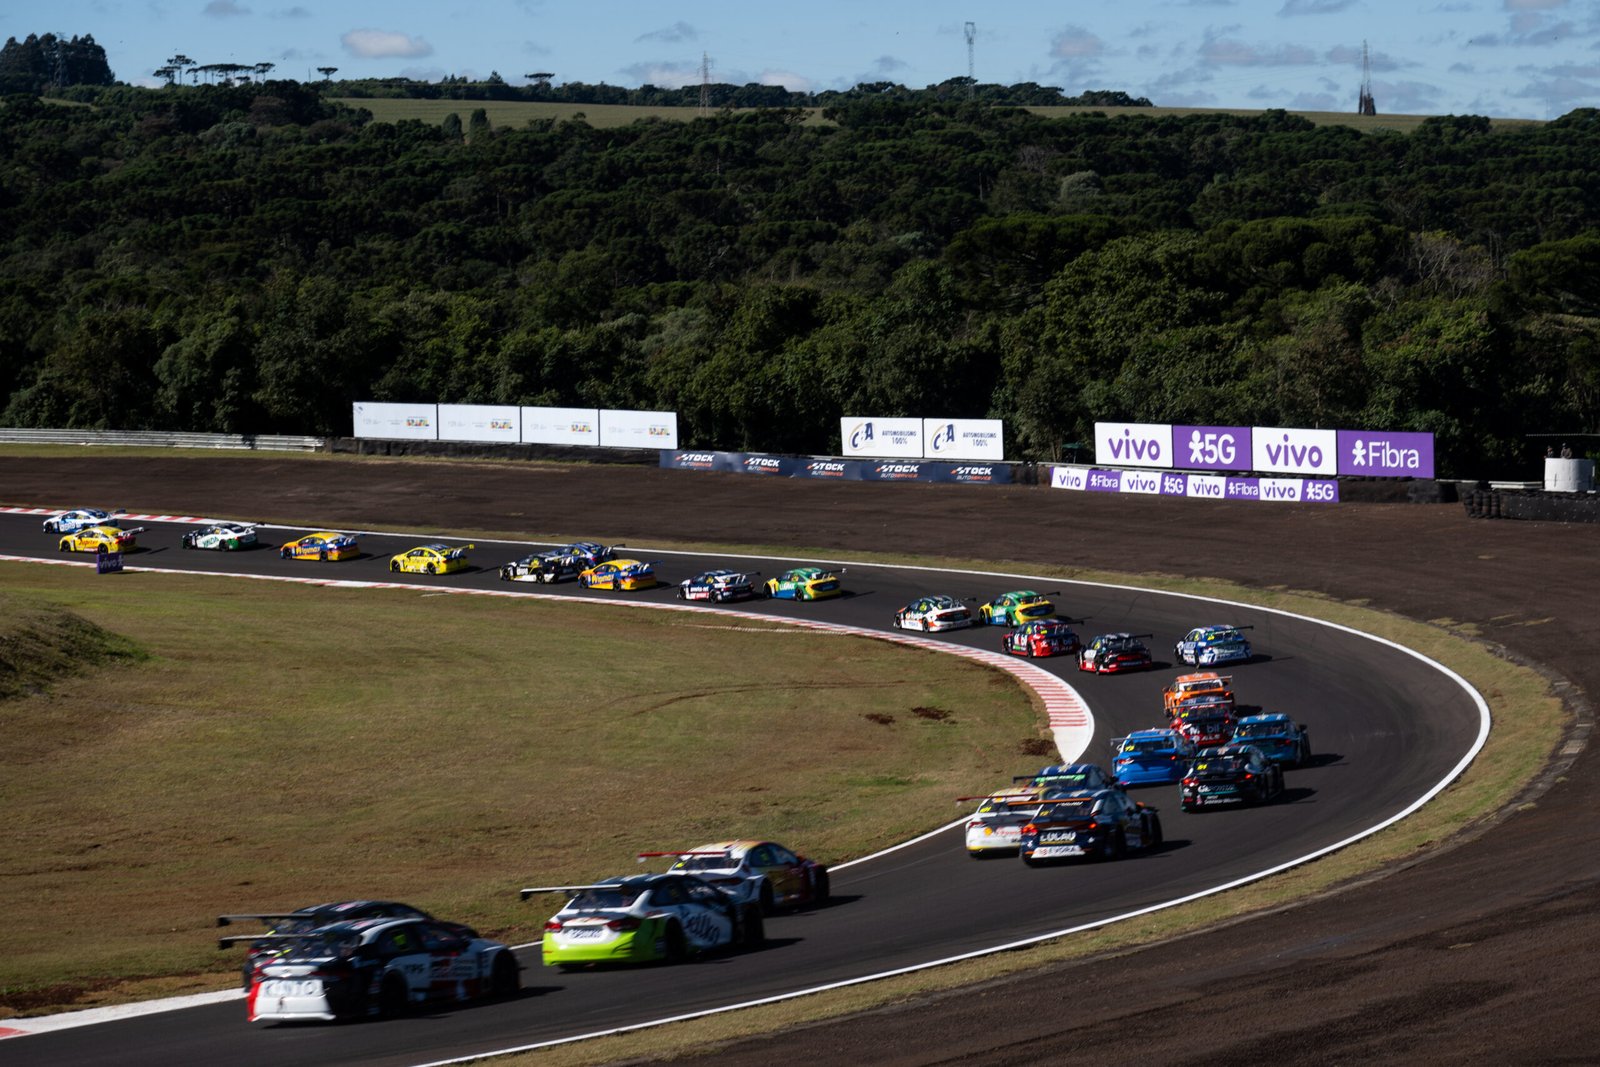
(1, 80, 1598, 476)
(0, 34, 113, 93)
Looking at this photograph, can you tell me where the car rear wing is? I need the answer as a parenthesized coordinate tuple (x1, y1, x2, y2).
(217, 912, 315, 927)
(112, 526, 148, 538)
(441, 543, 475, 560)
(954, 792, 1039, 804)
(635, 849, 732, 862)
(519, 883, 623, 901)
(216, 931, 327, 950)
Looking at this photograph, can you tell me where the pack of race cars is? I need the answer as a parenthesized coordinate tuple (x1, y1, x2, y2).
(36, 505, 1314, 1024)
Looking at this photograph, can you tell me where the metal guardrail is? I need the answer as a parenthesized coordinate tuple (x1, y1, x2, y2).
(0, 428, 324, 452)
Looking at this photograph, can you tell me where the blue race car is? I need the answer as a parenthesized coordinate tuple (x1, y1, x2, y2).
(1016, 763, 1117, 793)
(1110, 729, 1197, 786)
(1230, 713, 1312, 767)
(1174, 625, 1254, 667)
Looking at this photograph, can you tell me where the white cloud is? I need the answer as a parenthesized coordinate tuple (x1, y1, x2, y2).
(1505, 0, 1567, 10)
(1279, 0, 1356, 14)
(1200, 35, 1317, 66)
(204, 0, 250, 15)
(759, 70, 812, 92)
(1051, 26, 1106, 60)
(619, 60, 699, 88)
(341, 28, 433, 59)
(635, 21, 696, 44)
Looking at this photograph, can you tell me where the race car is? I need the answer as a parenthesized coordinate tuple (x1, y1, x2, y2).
(499, 549, 583, 583)
(390, 542, 474, 575)
(677, 569, 761, 603)
(41, 507, 124, 534)
(221, 914, 518, 1022)
(1016, 762, 1118, 793)
(1016, 788, 1162, 865)
(1180, 744, 1285, 811)
(580, 558, 659, 591)
(1171, 698, 1237, 748)
(181, 521, 258, 551)
(1110, 728, 1197, 786)
(1002, 618, 1081, 658)
(279, 531, 359, 561)
(957, 786, 1049, 857)
(893, 595, 973, 632)
(1231, 713, 1313, 767)
(559, 541, 620, 567)
(1161, 672, 1235, 712)
(218, 900, 435, 991)
(524, 873, 763, 968)
(58, 524, 143, 554)
(1175, 625, 1254, 667)
(641, 841, 829, 913)
(766, 566, 844, 601)
(1078, 632, 1154, 674)
(978, 590, 1056, 626)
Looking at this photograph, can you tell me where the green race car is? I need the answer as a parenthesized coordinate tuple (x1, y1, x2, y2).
(979, 590, 1056, 626)
(765, 566, 844, 601)
(524, 874, 761, 969)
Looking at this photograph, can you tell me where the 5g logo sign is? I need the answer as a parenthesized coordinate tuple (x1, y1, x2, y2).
(1176, 425, 1251, 471)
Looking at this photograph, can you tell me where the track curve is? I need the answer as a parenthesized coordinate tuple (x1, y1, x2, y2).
(0, 510, 1485, 1067)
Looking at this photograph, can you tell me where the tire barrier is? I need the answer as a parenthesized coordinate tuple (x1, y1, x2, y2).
(1464, 489, 1600, 523)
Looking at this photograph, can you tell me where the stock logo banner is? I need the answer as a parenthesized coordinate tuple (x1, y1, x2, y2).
(661, 452, 1010, 484)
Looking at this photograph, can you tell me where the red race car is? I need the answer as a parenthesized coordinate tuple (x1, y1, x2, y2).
(1002, 619, 1082, 658)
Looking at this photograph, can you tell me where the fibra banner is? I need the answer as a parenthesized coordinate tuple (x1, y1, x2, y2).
(1095, 422, 1433, 478)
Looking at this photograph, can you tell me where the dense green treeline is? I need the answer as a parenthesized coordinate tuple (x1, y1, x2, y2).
(2, 84, 1598, 475)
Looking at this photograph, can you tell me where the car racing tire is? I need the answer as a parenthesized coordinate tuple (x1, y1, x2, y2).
(740, 904, 766, 947)
(662, 921, 688, 963)
(378, 973, 410, 1019)
(280, 548, 290, 559)
(58, 541, 69, 552)
(425, 563, 436, 574)
(1299, 740, 1313, 767)
(812, 868, 830, 906)
(1147, 814, 1164, 850)
(489, 951, 520, 1000)
(318, 549, 327, 562)
(390, 560, 400, 572)
(758, 879, 776, 916)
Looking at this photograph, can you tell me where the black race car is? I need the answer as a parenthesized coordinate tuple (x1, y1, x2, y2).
(218, 900, 433, 990)
(1016, 787, 1162, 865)
(1180, 744, 1285, 811)
(499, 548, 583, 583)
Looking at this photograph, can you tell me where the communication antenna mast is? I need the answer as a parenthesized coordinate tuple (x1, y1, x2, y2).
(964, 22, 976, 100)
(1357, 40, 1376, 116)
(699, 51, 712, 115)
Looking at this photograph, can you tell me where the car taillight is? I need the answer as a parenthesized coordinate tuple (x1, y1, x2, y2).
(1182, 777, 1196, 787)
(607, 918, 641, 931)
(1088, 820, 1098, 830)
(544, 920, 563, 932)
(1021, 823, 1037, 835)
(1244, 772, 1254, 781)
(967, 820, 985, 830)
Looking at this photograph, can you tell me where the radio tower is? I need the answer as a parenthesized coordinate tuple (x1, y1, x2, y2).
(1357, 40, 1376, 116)
(699, 52, 712, 115)
(964, 22, 976, 100)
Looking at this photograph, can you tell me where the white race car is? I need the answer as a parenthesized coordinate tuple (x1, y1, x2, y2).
(957, 788, 1046, 857)
(641, 841, 829, 913)
(525, 873, 762, 968)
(893, 594, 974, 632)
(676, 570, 761, 602)
(181, 522, 259, 550)
(41, 507, 124, 534)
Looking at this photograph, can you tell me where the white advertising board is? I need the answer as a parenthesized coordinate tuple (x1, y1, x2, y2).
(438, 404, 520, 444)
(840, 417, 923, 458)
(599, 409, 679, 449)
(1093, 422, 1173, 468)
(352, 402, 438, 440)
(923, 419, 1004, 461)
(1251, 426, 1338, 476)
(521, 406, 600, 447)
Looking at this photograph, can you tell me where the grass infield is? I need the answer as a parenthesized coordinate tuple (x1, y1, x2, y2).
(0, 563, 1037, 1015)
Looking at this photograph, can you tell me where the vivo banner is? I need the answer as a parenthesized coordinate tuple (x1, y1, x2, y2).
(600, 409, 679, 449)
(522, 406, 599, 447)
(841, 417, 923, 458)
(1252, 426, 1338, 476)
(1337, 429, 1436, 479)
(438, 404, 520, 444)
(924, 419, 1004, 461)
(352, 402, 438, 440)
(1094, 422, 1173, 469)
(1051, 467, 1339, 503)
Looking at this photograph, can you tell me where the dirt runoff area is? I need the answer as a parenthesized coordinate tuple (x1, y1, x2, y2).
(4, 452, 1598, 1065)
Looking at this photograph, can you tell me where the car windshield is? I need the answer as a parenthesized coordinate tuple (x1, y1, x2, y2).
(1233, 723, 1281, 739)
(1121, 741, 1170, 755)
(1196, 757, 1248, 774)
(569, 887, 643, 911)
(280, 931, 361, 959)
(671, 855, 734, 872)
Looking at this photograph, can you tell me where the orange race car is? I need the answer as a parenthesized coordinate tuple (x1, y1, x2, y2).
(1161, 672, 1235, 713)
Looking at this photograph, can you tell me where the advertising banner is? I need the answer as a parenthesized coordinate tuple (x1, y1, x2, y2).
(1158, 472, 1189, 496)
(661, 450, 725, 472)
(1336, 430, 1435, 478)
(1117, 469, 1164, 495)
(599, 409, 678, 449)
(662, 451, 1010, 484)
(943, 463, 1010, 484)
(1086, 469, 1124, 492)
(1251, 426, 1338, 476)
(840, 417, 923, 458)
(352, 402, 438, 440)
(1094, 422, 1173, 469)
(1051, 466, 1088, 491)
(1173, 425, 1252, 472)
(521, 406, 599, 447)
(438, 404, 520, 444)
(923, 419, 1004, 461)
(1185, 474, 1227, 500)
(1225, 477, 1260, 501)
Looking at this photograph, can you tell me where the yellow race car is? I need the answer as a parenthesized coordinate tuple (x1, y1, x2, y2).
(58, 524, 143, 554)
(390, 542, 474, 575)
(579, 559, 658, 591)
(278, 531, 360, 562)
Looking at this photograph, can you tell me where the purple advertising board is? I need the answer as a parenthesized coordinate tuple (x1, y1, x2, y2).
(1172, 425, 1252, 472)
(1085, 469, 1123, 492)
(1336, 430, 1435, 479)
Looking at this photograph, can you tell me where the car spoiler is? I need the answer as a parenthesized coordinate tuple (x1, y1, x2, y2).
(217, 912, 314, 927)
(519, 883, 624, 901)
(216, 932, 327, 950)
(954, 792, 1039, 804)
(441, 543, 475, 559)
(635, 849, 731, 860)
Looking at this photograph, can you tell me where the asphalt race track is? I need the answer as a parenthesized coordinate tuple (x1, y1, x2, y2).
(0, 511, 1484, 1067)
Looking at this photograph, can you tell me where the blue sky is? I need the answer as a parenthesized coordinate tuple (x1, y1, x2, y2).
(11, 0, 1600, 119)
